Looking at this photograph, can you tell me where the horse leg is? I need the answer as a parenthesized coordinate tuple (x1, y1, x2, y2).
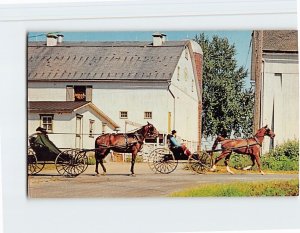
(99, 149, 110, 175)
(130, 150, 137, 176)
(95, 150, 100, 175)
(254, 152, 265, 175)
(210, 150, 231, 172)
(99, 158, 107, 175)
(243, 155, 255, 171)
(224, 153, 234, 174)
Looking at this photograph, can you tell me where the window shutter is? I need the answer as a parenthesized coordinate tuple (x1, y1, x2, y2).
(86, 86, 93, 102)
(66, 86, 74, 101)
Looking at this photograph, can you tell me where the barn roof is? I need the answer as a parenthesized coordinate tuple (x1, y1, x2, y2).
(262, 30, 298, 53)
(27, 41, 189, 81)
(28, 101, 119, 128)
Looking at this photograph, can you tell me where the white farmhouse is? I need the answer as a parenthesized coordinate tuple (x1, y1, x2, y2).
(28, 33, 203, 152)
(252, 30, 299, 152)
(28, 101, 119, 149)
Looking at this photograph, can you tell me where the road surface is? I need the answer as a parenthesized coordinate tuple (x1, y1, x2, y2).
(28, 162, 298, 198)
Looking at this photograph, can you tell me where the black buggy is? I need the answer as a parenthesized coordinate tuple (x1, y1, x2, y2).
(27, 132, 88, 177)
(148, 134, 212, 174)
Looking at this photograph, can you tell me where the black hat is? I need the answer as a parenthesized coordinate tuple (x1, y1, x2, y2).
(171, 130, 177, 134)
(36, 127, 47, 133)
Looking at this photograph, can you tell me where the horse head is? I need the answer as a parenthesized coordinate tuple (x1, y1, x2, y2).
(263, 125, 275, 139)
(144, 122, 159, 138)
(256, 125, 275, 139)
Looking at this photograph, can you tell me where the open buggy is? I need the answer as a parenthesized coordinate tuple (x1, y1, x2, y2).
(148, 134, 212, 174)
(27, 131, 88, 177)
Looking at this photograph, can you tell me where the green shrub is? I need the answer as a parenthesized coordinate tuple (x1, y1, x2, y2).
(262, 140, 299, 171)
(87, 155, 96, 165)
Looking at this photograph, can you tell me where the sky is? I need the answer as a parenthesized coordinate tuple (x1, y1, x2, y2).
(28, 31, 252, 88)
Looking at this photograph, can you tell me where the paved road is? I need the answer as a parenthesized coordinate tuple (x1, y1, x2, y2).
(28, 163, 298, 198)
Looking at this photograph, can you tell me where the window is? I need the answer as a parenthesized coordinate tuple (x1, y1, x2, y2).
(120, 111, 128, 119)
(89, 120, 95, 137)
(40, 115, 53, 132)
(102, 122, 107, 134)
(66, 85, 92, 101)
(74, 86, 86, 101)
(177, 66, 180, 81)
(144, 111, 152, 119)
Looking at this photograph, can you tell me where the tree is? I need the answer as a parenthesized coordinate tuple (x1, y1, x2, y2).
(194, 33, 254, 138)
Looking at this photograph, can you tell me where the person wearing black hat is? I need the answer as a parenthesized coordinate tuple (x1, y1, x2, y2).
(169, 130, 192, 159)
(36, 127, 47, 134)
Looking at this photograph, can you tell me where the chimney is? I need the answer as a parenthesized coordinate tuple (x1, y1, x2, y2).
(152, 32, 164, 46)
(161, 33, 167, 43)
(57, 34, 64, 44)
(46, 33, 58, 46)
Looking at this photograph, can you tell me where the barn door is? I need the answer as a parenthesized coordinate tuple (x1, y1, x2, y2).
(75, 114, 83, 149)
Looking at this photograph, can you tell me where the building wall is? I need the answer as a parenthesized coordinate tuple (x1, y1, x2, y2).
(261, 53, 299, 152)
(169, 48, 199, 151)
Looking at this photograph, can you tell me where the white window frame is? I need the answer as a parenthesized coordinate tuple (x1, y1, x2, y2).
(89, 119, 95, 137)
(144, 111, 152, 119)
(120, 111, 128, 119)
(40, 114, 54, 132)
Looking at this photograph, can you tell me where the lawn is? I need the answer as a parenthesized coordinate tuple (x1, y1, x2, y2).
(169, 179, 299, 197)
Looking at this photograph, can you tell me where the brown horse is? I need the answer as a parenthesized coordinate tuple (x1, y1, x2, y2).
(94, 122, 159, 176)
(210, 125, 275, 175)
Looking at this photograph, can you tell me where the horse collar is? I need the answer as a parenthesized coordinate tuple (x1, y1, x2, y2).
(254, 136, 262, 147)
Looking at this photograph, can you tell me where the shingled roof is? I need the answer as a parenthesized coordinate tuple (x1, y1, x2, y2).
(262, 30, 298, 53)
(28, 41, 189, 81)
(28, 101, 90, 113)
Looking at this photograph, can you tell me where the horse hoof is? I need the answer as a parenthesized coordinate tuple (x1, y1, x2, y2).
(210, 165, 216, 172)
(130, 173, 136, 177)
(101, 172, 106, 176)
(226, 166, 235, 174)
(243, 166, 252, 171)
(260, 171, 265, 175)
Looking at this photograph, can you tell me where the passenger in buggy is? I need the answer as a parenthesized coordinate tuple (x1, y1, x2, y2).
(29, 127, 61, 155)
(167, 130, 192, 159)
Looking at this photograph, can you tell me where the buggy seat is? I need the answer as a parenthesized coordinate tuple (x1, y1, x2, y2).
(29, 133, 61, 159)
(166, 134, 184, 158)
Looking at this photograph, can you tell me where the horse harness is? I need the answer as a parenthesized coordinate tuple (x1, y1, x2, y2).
(219, 136, 262, 152)
(124, 133, 144, 149)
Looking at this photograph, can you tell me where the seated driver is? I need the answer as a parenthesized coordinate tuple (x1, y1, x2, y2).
(168, 130, 192, 159)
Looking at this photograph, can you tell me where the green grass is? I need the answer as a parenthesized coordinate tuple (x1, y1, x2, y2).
(169, 179, 299, 197)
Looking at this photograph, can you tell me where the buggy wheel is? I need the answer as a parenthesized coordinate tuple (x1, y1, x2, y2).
(188, 152, 212, 174)
(147, 149, 159, 173)
(152, 148, 178, 174)
(55, 149, 88, 177)
(74, 151, 89, 174)
(28, 148, 45, 175)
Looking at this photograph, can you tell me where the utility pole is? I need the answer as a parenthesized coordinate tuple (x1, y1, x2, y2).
(252, 30, 263, 134)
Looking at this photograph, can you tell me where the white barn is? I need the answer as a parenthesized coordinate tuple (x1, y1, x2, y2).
(28, 33, 203, 152)
(252, 30, 299, 152)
